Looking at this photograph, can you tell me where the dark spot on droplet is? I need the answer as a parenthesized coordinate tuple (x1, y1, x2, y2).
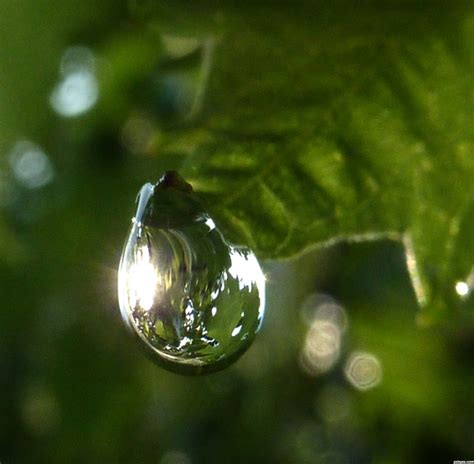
(156, 170, 193, 193)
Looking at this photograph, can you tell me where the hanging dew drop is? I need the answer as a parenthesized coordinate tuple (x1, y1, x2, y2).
(118, 171, 265, 375)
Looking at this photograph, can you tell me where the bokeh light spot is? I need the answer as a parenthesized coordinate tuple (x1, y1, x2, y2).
(8, 140, 54, 189)
(299, 294, 347, 376)
(50, 46, 98, 117)
(316, 384, 352, 423)
(21, 385, 60, 436)
(344, 351, 382, 391)
(455, 280, 470, 298)
(121, 114, 156, 154)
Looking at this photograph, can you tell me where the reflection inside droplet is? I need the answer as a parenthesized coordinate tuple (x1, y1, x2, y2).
(231, 325, 242, 337)
(344, 351, 382, 391)
(126, 245, 158, 311)
(8, 140, 54, 189)
(118, 171, 265, 375)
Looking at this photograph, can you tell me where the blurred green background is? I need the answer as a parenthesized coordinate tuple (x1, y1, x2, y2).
(0, 1, 472, 463)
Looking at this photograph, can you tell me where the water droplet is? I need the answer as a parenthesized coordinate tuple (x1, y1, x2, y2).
(118, 171, 265, 374)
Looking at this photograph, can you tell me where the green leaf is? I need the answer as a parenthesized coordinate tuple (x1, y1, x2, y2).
(146, 2, 474, 320)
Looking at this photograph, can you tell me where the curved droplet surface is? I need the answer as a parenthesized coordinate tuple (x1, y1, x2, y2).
(118, 171, 265, 375)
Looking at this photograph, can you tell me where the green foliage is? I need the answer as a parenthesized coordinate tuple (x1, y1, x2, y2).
(142, 2, 474, 320)
(0, 1, 472, 319)
(0, 2, 472, 463)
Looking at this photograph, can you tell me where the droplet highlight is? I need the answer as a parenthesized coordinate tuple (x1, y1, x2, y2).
(118, 171, 265, 374)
